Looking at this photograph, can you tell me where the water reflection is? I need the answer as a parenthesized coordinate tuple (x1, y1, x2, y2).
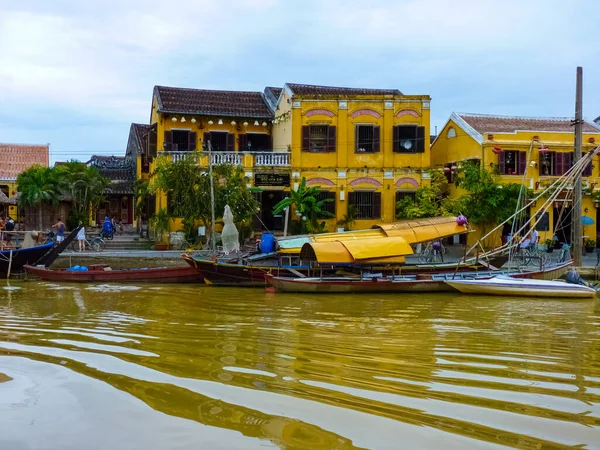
(0, 282, 599, 449)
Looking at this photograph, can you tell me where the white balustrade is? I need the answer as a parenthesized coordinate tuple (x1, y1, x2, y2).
(163, 151, 291, 167)
(211, 153, 242, 165)
(254, 152, 290, 167)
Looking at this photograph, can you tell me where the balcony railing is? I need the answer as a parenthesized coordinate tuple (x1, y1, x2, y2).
(161, 151, 291, 168)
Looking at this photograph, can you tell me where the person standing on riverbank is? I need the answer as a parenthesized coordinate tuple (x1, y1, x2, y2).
(53, 218, 65, 243)
(77, 223, 86, 252)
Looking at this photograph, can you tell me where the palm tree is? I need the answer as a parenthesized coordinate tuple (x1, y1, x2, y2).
(57, 161, 108, 226)
(273, 177, 334, 233)
(17, 165, 62, 229)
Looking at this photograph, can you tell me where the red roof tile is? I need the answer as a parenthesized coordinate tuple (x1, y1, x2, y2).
(458, 113, 600, 134)
(0, 144, 49, 181)
(287, 83, 402, 97)
(154, 86, 273, 118)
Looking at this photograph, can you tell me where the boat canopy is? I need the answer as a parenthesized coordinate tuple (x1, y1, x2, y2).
(373, 217, 468, 243)
(299, 236, 413, 265)
(277, 216, 467, 254)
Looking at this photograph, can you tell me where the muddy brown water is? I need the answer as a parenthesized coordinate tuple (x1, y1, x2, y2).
(1, 282, 599, 449)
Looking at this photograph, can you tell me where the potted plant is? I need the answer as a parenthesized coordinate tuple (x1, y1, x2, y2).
(150, 208, 171, 250)
(336, 205, 359, 232)
(544, 239, 554, 253)
(585, 239, 596, 254)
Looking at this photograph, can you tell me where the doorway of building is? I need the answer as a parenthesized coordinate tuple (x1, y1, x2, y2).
(553, 204, 572, 244)
(257, 190, 285, 232)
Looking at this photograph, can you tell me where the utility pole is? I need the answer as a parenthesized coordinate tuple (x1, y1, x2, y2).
(573, 66, 583, 267)
(207, 140, 216, 251)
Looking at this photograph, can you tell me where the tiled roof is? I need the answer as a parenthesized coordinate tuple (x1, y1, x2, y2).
(133, 123, 150, 150)
(265, 87, 283, 98)
(595, 115, 600, 125)
(88, 155, 135, 182)
(457, 113, 600, 134)
(286, 83, 402, 97)
(0, 143, 49, 181)
(154, 86, 274, 118)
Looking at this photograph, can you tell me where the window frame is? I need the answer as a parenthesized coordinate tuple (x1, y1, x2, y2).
(315, 190, 336, 218)
(349, 191, 381, 220)
(354, 124, 380, 153)
(393, 125, 425, 153)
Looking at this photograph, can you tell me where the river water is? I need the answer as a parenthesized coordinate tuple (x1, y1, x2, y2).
(0, 282, 599, 450)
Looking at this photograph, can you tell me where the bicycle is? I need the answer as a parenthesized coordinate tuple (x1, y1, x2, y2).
(69, 235, 105, 252)
(44, 229, 56, 244)
(418, 241, 445, 264)
(514, 245, 551, 267)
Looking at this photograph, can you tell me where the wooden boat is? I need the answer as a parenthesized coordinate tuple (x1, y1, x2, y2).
(445, 276, 597, 299)
(265, 261, 573, 293)
(182, 253, 313, 287)
(0, 242, 55, 275)
(24, 264, 204, 283)
(1, 227, 82, 276)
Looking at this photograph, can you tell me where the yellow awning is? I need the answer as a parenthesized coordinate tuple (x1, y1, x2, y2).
(299, 236, 413, 264)
(277, 216, 468, 254)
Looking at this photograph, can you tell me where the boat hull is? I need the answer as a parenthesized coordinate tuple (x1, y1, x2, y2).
(265, 261, 575, 294)
(265, 275, 449, 293)
(446, 278, 596, 299)
(0, 243, 55, 275)
(182, 254, 314, 287)
(24, 265, 204, 283)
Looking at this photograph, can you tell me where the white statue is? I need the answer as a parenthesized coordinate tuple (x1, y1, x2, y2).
(221, 205, 240, 254)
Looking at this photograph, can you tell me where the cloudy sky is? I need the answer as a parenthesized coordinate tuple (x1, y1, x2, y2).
(1, 0, 598, 163)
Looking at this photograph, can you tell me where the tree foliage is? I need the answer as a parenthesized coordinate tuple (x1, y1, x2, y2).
(17, 162, 108, 229)
(17, 165, 62, 229)
(273, 177, 333, 234)
(56, 161, 108, 228)
(396, 170, 452, 219)
(150, 152, 258, 241)
(452, 161, 528, 228)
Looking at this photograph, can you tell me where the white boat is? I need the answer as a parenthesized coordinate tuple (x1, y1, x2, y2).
(446, 275, 597, 299)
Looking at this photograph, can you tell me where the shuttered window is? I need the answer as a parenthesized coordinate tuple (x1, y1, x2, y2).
(348, 191, 381, 219)
(583, 153, 593, 177)
(302, 125, 336, 152)
(539, 152, 573, 176)
(164, 130, 196, 151)
(315, 191, 336, 218)
(355, 125, 380, 153)
(393, 125, 425, 153)
(498, 151, 526, 175)
(204, 132, 229, 151)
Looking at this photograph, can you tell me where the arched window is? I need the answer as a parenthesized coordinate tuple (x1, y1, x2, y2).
(447, 127, 456, 138)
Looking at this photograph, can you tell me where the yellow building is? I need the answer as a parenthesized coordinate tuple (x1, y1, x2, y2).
(135, 83, 431, 233)
(431, 112, 600, 244)
(273, 83, 431, 231)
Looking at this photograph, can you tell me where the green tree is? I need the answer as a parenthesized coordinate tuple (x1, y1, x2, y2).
(17, 165, 62, 229)
(150, 153, 258, 242)
(273, 177, 333, 234)
(133, 179, 150, 217)
(57, 161, 108, 227)
(396, 170, 451, 219)
(452, 161, 529, 245)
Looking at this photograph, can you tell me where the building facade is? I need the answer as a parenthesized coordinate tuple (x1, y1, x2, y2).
(431, 112, 600, 244)
(87, 155, 136, 227)
(0, 143, 49, 222)
(141, 83, 431, 233)
(273, 83, 431, 231)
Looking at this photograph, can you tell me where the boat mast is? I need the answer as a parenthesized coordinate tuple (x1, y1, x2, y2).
(572, 66, 583, 267)
(207, 140, 216, 252)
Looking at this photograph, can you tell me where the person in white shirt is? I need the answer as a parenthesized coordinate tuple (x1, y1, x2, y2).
(531, 229, 539, 249)
(76, 224, 86, 252)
